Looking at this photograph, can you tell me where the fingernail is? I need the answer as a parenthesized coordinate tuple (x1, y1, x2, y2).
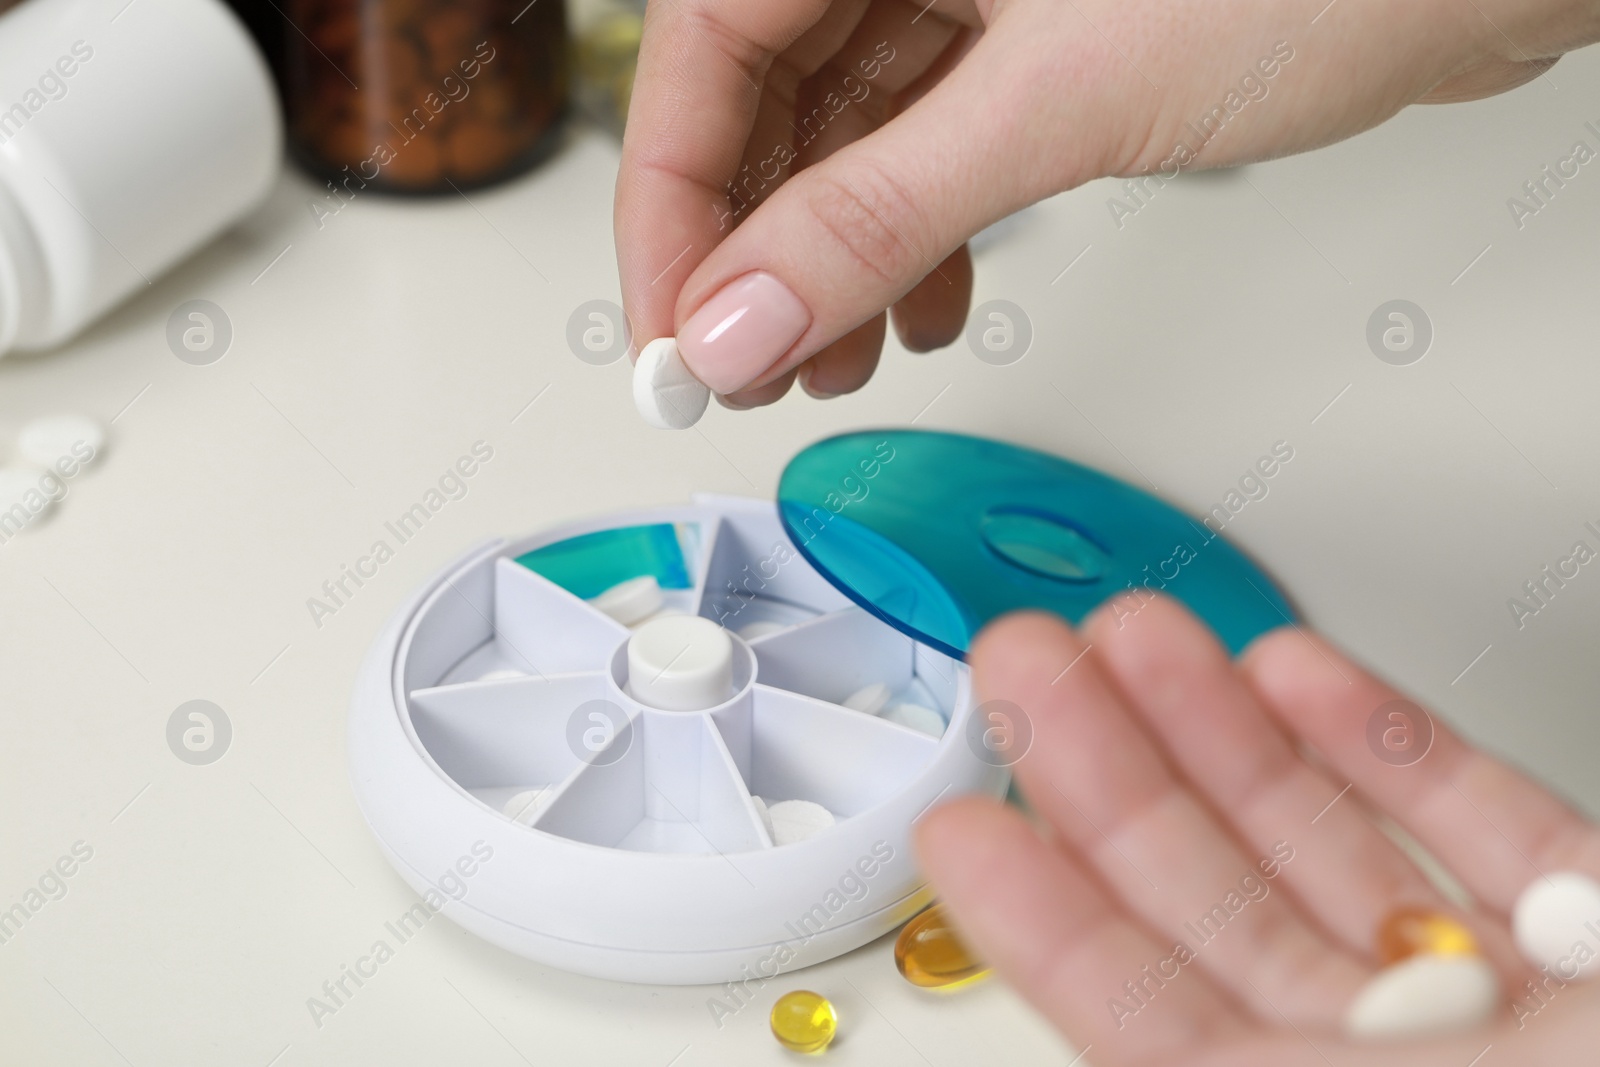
(678, 271, 810, 394)
(798, 365, 838, 400)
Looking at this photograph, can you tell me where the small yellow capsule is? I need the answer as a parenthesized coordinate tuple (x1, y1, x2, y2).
(1376, 907, 1480, 965)
(769, 990, 837, 1054)
(894, 904, 991, 990)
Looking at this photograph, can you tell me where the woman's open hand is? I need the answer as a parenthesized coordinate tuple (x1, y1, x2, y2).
(917, 596, 1600, 1065)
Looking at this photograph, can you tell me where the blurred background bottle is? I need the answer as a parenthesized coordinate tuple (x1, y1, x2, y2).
(0, 0, 280, 355)
(280, 0, 570, 194)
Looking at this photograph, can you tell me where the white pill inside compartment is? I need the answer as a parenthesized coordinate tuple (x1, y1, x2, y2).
(503, 788, 551, 826)
(842, 683, 891, 716)
(589, 575, 665, 626)
(881, 702, 945, 737)
(765, 799, 836, 846)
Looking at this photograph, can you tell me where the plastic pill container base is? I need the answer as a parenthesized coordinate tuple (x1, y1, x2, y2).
(0, 0, 281, 356)
(348, 495, 1008, 984)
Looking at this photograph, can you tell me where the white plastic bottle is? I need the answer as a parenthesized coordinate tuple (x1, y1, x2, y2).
(0, 0, 281, 356)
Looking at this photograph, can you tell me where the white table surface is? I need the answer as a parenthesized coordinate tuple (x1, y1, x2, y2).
(2, 42, 1598, 1067)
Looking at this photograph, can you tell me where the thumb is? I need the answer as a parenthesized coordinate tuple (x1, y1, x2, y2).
(672, 24, 1061, 395)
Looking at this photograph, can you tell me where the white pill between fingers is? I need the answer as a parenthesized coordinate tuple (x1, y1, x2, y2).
(882, 702, 946, 738)
(0, 466, 55, 530)
(19, 414, 105, 470)
(736, 621, 787, 641)
(1512, 871, 1600, 978)
(1343, 955, 1500, 1041)
(502, 788, 549, 826)
(766, 799, 835, 846)
(842, 682, 891, 715)
(589, 574, 665, 625)
(476, 668, 526, 682)
(633, 336, 710, 430)
(751, 795, 775, 841)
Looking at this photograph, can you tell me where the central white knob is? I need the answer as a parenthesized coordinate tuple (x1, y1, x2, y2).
(626, 615, 734, 711)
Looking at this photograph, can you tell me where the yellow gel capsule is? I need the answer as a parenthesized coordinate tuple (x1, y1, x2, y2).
(1376, 907, 1480, 965)
(894, 904, 991, 990)
(769, 990, 837, 1054)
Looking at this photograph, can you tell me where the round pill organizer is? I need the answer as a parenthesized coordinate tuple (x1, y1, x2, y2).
(349, 430, 1290, 984)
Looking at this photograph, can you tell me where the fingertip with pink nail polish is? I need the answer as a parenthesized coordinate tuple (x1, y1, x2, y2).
(677, 271, 811, 394)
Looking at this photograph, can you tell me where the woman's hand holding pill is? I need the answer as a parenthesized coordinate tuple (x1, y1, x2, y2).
(616, 0, 1600, 409)
(916, 596, 1600, 1064)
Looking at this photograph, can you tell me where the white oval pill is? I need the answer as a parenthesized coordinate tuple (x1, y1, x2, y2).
(766, 799, 835, 846)
(589, 574, 665, 626)
(476, 669, 526, 682)
(1512, 871, 1600, 979)
(1343, 955, 1500, 1040)
(633, 336, 710, 430)
(883, 702, 945, 738)
(19, 414, 105, 470)
(842, 682, 891, 716)
(736, 621, 787, 641)
(502, 788, 548, 826)
(0, 466, 55, 531)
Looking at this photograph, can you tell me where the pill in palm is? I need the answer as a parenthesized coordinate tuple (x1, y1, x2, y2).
(882, 702, 945, 737)
(1512, 871, 1600, 978)
(1343, 954, 1499, 1039)
(18, 413, 104, 470)
(842, 682, 891, 715)
(589, 575, 664, 625)
(769, 989, 837, 1053)
(633, 336, 709, 430)
(894, 904, 990, 990)
(766, 799, 834, 846)
(1376, 908, 1479, 965)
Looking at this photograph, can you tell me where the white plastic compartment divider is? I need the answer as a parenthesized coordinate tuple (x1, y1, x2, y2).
(694, 495, 852, 629)
(408, 671, 611, 790)
(749, 607, 917, 707)
(531, 714, 647, 849)
(400, 543, 499, 695)
(531, 666, 770, 854)
(748, 685, 938, 816)
(493, 557, 628, 677)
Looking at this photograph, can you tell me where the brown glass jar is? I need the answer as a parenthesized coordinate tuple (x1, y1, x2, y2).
(283, 0, 568, 194)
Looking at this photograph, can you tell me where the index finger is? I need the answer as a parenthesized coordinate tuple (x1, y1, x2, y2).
(614, 0, 835, 352)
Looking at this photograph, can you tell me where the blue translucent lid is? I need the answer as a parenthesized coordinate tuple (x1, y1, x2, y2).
(777, 430, 1293, 658)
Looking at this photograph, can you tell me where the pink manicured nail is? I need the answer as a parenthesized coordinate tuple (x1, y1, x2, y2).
(678, 271, 810, 394)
